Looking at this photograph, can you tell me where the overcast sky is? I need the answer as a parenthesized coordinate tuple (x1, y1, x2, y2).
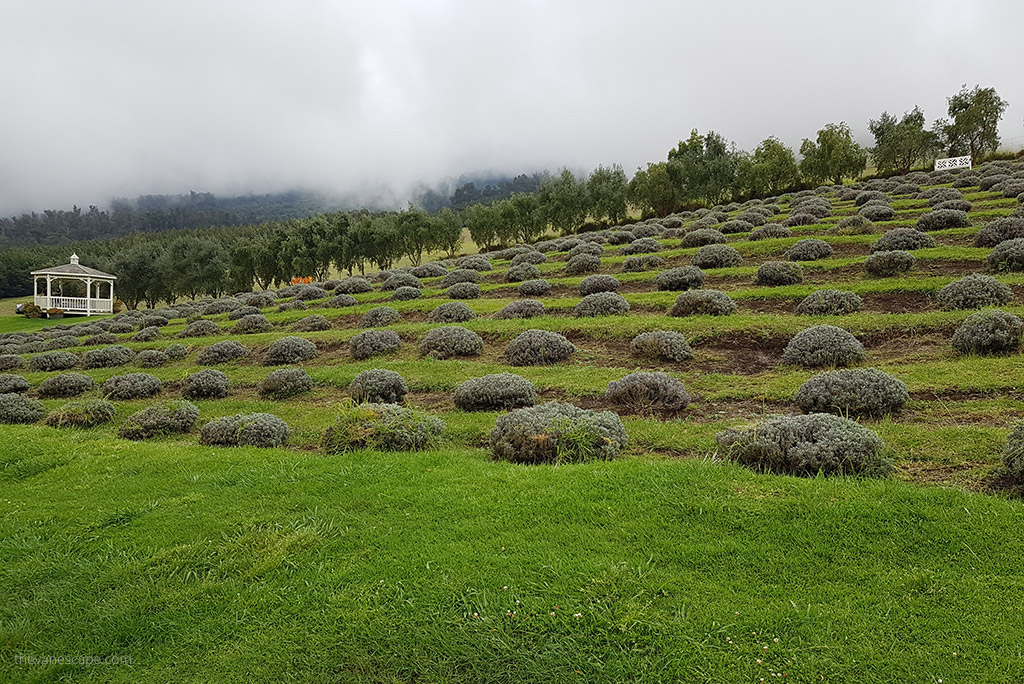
(2, 0, 1022, 215)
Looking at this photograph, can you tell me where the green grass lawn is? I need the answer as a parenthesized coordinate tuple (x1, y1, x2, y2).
(2, 428, 1023, 682)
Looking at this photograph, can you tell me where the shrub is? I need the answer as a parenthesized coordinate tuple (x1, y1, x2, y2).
(606, 371, 691, 412)
(621, 255, 665, 272)
(30, 351, 79, 372)
(830, 215, 875, 235)
(37, 372, 94, 398)
(629, 224, 662, 239)
(980, 174, 1010, 191)
(490, 402, 628, 464)
(430, 301, 476, 323)
(141, 315, 170, 328)
(107, 321, 136, 334)
(515, 279, 549, 297)
(83, 345, 135, 369)
(619, 237, 661, 255)
(720, 219, 754, 234)
(934, 199, 973, 213)
(178, 320, 220, 338)
(0, 393, 46, 424)
(988, 238, 1024, 272)
(244, 293, 276, 308)
(321, 402, 444, 453)
(359, 306, 400, 328)
(871, 228, 935, 252)
(264, 336, 319, 365)
(796, 289, 863, 315)
(135, 349, 169, 368)
(669, 290, 736, 316)
(0, 374, 30, 393)
(182, 369, 230, 399)
(453, 373, 537, 411)
(44, 334, 79, 350)
(202, 299, 242, 316)
(630, 330, 693, 362)
(937, 273, 1013, 310)
(892, 183, 921, 195)
(447, 282, 481, 299)
(200, 413, 290, 448)
(44, 400, 115, 428)
(917, 209, 970, 231)
(782, 213, 819, 227)
(494, 300, 546, 319)
(290, 314, 333, 332)
(260, 368, 313, 399)
(165, 343, 188, 360)
(85, 333, 119, 346)
(795, 368, 908, 416)
(858, 204, 896, 222)
(511, 251, 547, 266)
(579, 274, 620, 296)
(321, 294, 359, 308)
(349, 369, 409, 403)
(716, 413, 890, 477)
(855, 190, 889, 206)
(419, 326, 484, 359)
(951, 309, 1023, 355)
(681, 229, 727, 248)
(782, 325, 866, 368)
(574, 292, 630, 317)
(233, 313, 273, 334)
(0, 355, 26, 371)
(390, 286, 422, 302)
(132, 326, 162, 342)
(335, 277, 374, 294)
(1000, 424, 1024, 483)
(457, 255, 493, 271)
(564, 254, 601, 275)
(505, 263, 540, 283)
(349, 330, 402, 360)
(656, 266, 705, 291)
(975, 218, 1024, 247)
(505, 330, 575, 366)
(865, 250, 916, 277)
(196, 340, 250, 365)
(756, 261, 803, 286)
(102, 372, 162, 399)
(749, 225, 793, 240)
(568, 242, 605, 258)
(785, 238, 834, 262)
(380, 273, 421, 291)
(693, 244, 742, 269)
(410, 262, 448, 278)
(277, 300, 307, 313)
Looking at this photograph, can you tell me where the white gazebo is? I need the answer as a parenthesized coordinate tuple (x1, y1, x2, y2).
(31, 254, 117, 316)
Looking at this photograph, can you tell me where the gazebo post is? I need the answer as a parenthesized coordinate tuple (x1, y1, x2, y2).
(46, 276, 52, 309)
(85, 277, 93, 316)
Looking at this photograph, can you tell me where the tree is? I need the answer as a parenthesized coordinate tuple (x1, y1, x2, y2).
(627, 162, 679, 217)
(538, 169, 590, 235)
(394, 207, 435, 266)
(939, 84, 1009, 163)
(667, 130, 739, 205)
(430, 208, 463, 258)
(799, 122, 867, 185)
(868, 107, 940, 175)
(112, 243, 166, 309)
(587, 164, 628, 224)
(464, 203, 502, 251)
(160, 236, 229, 300)
(738, 137, 800, 196)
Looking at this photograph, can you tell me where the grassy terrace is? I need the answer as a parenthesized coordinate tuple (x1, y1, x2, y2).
(3, 174, 1024, 681)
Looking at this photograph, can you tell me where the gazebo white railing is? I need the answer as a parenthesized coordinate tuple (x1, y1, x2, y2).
(30, 254, 117, 316)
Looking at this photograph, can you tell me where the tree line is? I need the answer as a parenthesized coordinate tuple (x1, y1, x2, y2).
(1, 84, 1011, 302)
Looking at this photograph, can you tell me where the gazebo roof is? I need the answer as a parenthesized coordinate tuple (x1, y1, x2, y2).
(31, 254, 116, 280)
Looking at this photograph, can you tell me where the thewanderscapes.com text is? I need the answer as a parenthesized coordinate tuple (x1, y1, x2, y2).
(15, 654, 131, 666)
